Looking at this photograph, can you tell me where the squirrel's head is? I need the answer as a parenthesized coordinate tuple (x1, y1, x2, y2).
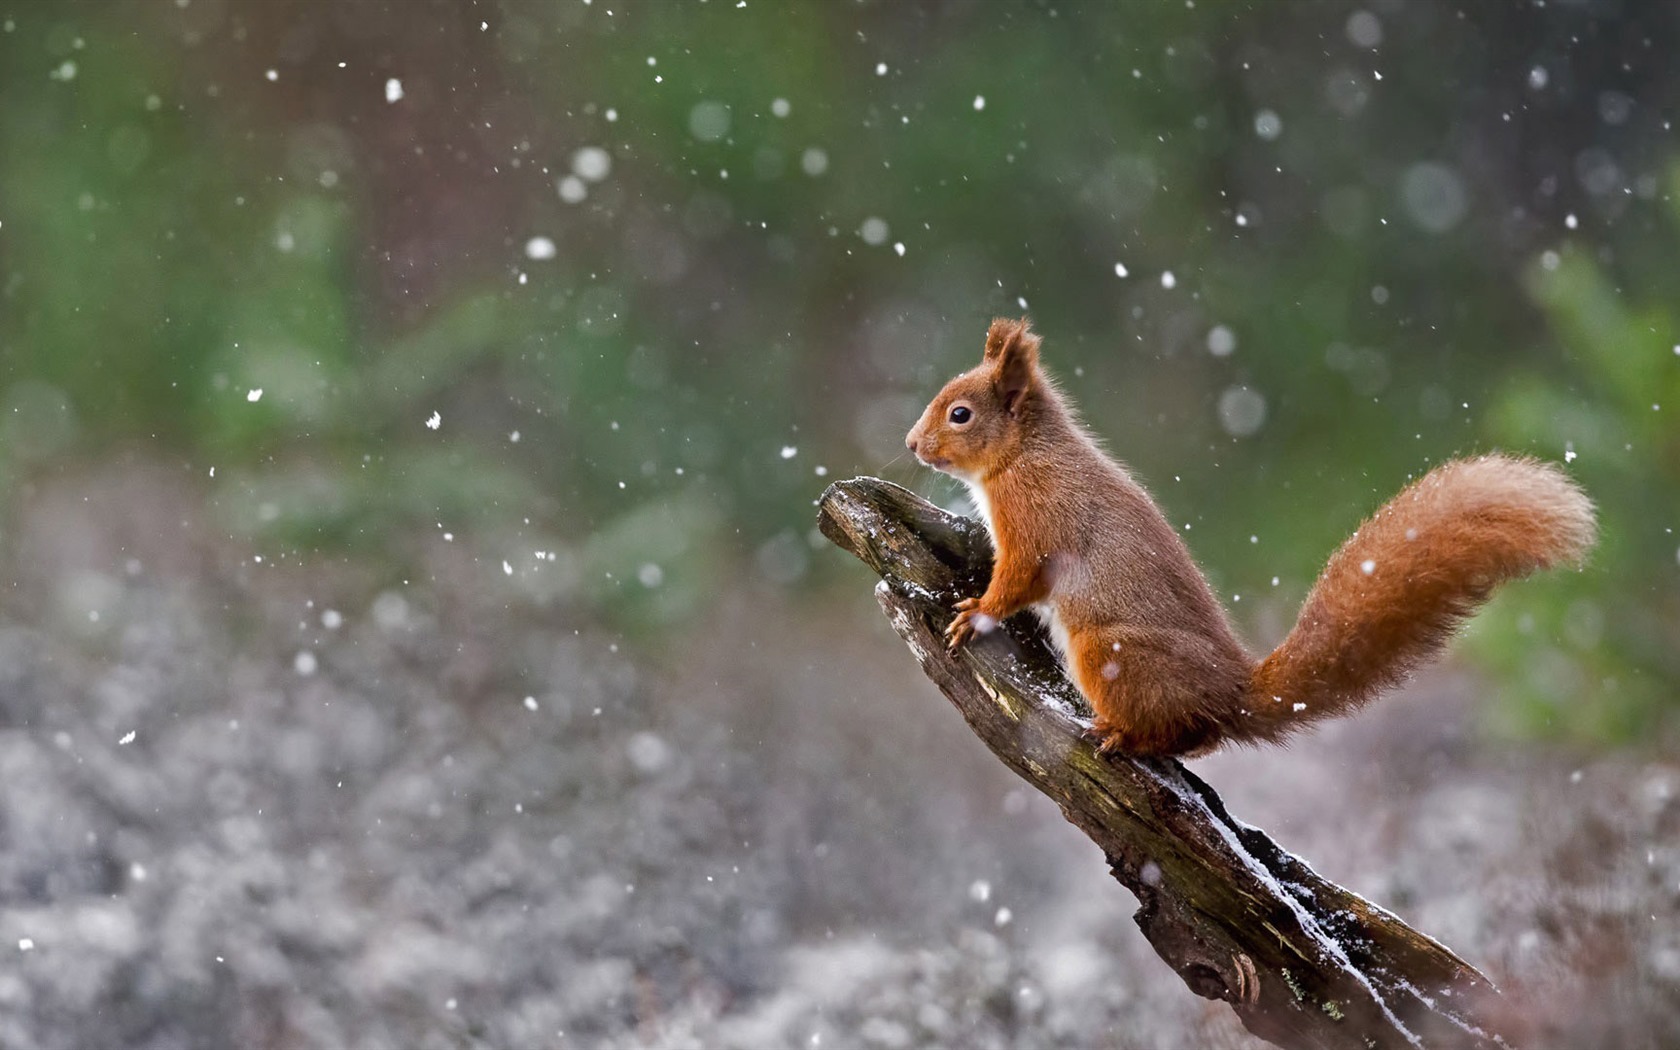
(906, 317, 1041, 481)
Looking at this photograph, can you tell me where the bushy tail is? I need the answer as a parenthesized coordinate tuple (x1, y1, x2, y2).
(1240, 454, 1596, 741)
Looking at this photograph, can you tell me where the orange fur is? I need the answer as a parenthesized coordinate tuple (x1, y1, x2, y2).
(907, 318, 1597, 757)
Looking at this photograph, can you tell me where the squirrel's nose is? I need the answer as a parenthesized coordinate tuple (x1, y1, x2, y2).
(906, 435, 919, 455)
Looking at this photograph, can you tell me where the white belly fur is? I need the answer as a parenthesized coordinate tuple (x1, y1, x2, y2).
(959, 477, 993, 535)
(1035, 604, 1072, 661)
(961, 476, 1071, 665)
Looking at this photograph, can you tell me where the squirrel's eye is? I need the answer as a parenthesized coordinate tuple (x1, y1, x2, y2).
(949, 405, 973, 424)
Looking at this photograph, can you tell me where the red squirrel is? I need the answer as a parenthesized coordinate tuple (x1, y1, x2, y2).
(905, 318, 1597, 757)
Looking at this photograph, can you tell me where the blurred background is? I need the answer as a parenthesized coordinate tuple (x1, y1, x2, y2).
(0, 1, 1676, 1047)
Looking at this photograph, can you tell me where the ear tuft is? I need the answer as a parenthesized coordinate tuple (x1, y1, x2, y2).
(987, 317, 1041, 414)
(984, 317, 1040, 362)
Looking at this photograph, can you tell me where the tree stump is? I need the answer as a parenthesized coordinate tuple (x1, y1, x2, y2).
(818, 476, 1511, 1050)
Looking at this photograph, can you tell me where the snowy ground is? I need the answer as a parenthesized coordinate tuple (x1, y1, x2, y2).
(0, 462, 1675, 1049)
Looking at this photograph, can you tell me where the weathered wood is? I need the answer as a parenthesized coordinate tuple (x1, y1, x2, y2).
(819, 476, 1511, 1050)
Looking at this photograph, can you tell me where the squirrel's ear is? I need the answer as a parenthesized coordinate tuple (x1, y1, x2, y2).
(990, 317, 1040, 415)
(984, 317, 1026, 361)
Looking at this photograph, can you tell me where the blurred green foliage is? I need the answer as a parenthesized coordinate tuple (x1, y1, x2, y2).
(0, 1, 1674, 742)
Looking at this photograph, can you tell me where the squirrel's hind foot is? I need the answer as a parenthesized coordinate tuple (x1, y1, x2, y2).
(1086, 716, 1220, 758)
(1086, 718, 1131, 755)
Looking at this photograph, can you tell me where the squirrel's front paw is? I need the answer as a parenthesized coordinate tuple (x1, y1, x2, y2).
(947, 598, 981, 648)
(945, 597, 985, 651)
